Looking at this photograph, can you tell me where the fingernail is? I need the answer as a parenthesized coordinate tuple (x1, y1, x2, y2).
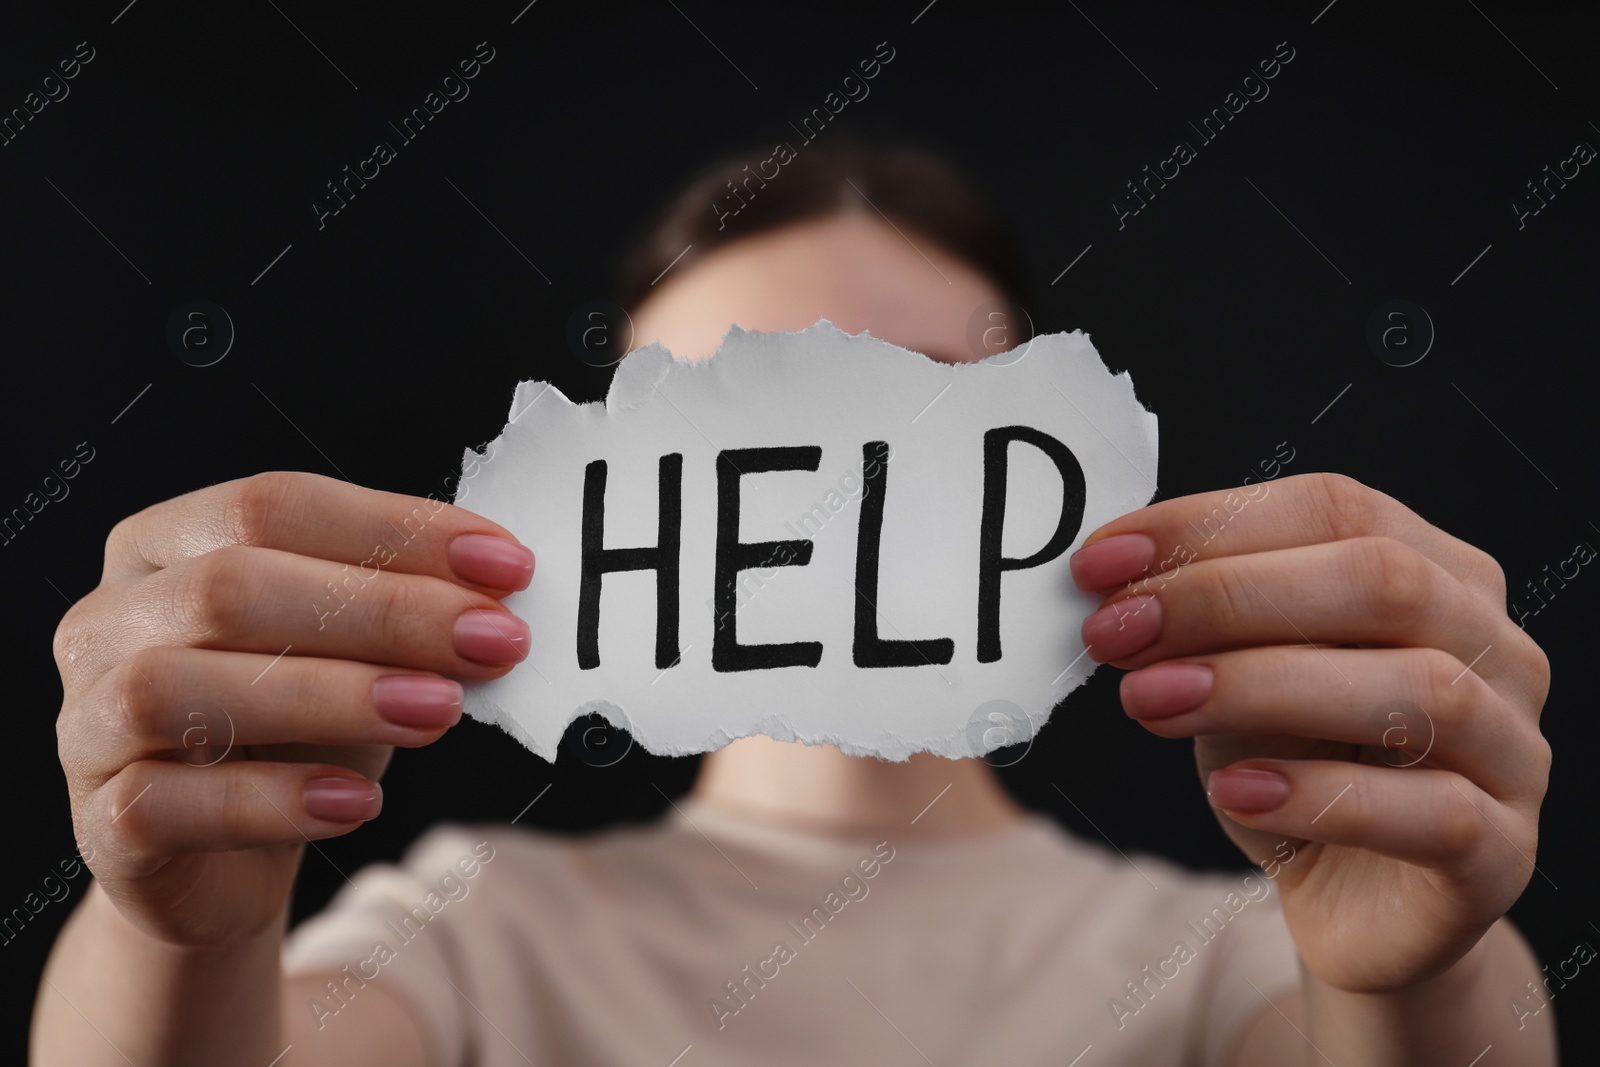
(449, 534, 534, 591)
(304, 777, 383, 822)
(1206, 769, 1290, 813)
(1082, 595, 1161, 661)
(1121, 663, 1212, 720)
(454, 609, 530, 665)
(373, 675, 463, 729)
(1070, 533, 1157, 590)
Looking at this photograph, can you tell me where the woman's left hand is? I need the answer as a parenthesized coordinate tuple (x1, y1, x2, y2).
(1069, 471, 1552, 993)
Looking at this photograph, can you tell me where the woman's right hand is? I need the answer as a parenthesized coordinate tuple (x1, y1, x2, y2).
(52, 472, 533, 948)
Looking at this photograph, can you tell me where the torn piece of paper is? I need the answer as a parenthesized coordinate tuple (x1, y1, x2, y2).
(453, 320, 1158, 761)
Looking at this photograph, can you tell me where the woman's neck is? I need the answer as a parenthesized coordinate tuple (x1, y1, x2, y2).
(690, 736, 1026, 838)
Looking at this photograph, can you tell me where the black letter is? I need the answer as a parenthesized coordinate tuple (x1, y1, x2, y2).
(714, 447, 823, 671)
(853, 441, 954, 667)
(977, 427, 1086, 662)
(577, 454, 682, 670)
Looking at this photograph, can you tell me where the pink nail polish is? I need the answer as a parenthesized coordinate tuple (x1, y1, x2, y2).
(1081, 595, 1162, 661)
(373, 675, 463, 728)
(1069, 533, 1157, 590)
(1207, 769, 1290, 813)
(304, 777, 383, 822)
(1121, 663, 1212, 720)
(449, 534, 535, 591)
(454, 609, 530, 665)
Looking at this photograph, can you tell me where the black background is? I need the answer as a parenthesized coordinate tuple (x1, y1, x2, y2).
(4, 0, 1596, 1061)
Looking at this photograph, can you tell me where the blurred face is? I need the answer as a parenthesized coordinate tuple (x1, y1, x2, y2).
(629, 210, 1007, 364)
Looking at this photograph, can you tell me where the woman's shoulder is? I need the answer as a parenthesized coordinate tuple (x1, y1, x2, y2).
(393, 808, 699, 889)
(928, 809, 1281, 901)
(392, 804, 1283, 919)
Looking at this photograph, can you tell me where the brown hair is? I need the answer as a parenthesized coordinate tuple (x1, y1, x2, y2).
(616, 140, 1029, 313)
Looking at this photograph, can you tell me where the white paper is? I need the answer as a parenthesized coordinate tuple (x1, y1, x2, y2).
(453, 321, 1158, 761)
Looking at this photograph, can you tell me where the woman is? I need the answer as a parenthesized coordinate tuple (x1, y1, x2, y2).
(34, 145, 1555, 1065)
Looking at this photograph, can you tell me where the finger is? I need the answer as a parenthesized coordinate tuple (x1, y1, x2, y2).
(1120, 647, 1548, 801)
(70, 544, 528, 682)
(92, 760, 382, 866)
(104, 471, 532, 595)
(63, 646, 465, 786)
(1204, 758, 1537, 882)
(1080, 535, 1525, 685)
(1071, 472, 1506, 604)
